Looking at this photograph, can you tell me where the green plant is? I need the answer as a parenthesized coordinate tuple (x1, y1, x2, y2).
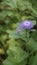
(0, 0, 37, 65)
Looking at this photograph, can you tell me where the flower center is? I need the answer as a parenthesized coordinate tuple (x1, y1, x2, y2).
(24, 22, 30, 26)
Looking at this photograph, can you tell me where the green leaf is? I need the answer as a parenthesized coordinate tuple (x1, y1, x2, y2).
(3, 50, 16, 65)
(3, 47, 29, 65)
(27, 39, 37, 51)
(9, 31, 20, 39)
(30, 30, 37, 41)
(3, 38, 29, 64)
(29, 53, 37, 65)
(18, 59, 27, 65)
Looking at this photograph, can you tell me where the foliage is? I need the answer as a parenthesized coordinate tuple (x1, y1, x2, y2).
(0, 0, 37, 65)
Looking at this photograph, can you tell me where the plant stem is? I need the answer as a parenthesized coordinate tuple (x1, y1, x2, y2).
(26, 29, 29, 42)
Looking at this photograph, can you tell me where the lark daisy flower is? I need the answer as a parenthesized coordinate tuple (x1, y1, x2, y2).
(19, 20, 34, 29)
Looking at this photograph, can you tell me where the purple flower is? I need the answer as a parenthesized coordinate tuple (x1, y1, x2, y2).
(19, 20, 34, 29)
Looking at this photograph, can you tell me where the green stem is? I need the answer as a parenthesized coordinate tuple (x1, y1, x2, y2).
(26, 29, 29, 42)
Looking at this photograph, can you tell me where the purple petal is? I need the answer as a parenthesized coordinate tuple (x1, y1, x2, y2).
(19, 20, 34, 29)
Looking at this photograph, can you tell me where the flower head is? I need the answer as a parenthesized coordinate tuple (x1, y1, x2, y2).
(19, 20, 34, 29)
